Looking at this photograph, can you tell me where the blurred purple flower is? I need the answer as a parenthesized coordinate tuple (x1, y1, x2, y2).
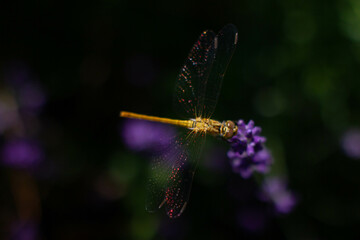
(121, 119, 176, 152)
(227, 120, 272, 178)
(10, 220, 38, 240)
(237, 207, 267, 233)
(259, 177, 297, 214)
(2, 139, 43, 169)
(341, 128, 360, 159)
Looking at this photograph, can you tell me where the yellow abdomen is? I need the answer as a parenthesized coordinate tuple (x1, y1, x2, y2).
(120, 111, 193, 129)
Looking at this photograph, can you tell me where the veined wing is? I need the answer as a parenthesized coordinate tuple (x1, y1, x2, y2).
(202, 24, 238, 119)
(146, 25, 238, 218)
(173, 30, 216, 119)
(146, 130, 205, 218)
(173, 24, 238, 120)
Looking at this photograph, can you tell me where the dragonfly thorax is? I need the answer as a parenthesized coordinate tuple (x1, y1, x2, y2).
(189, 117, 220, 134)
(189, 118, 238, 139)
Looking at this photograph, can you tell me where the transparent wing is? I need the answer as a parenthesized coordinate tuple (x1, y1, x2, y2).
(173, 30, 216, 119)
(146, 25, 238, 218)
(202, 24, 238, 119)
(174, 24, 238, 119)
(146, 130, 205, 218)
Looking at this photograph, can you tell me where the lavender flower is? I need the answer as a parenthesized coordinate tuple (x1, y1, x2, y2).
(259, 177, 297, 214)
(341, 128, 360, 159)
(1, 139, 43, 170)
(227, 120, 272, 178)
(121, 119, 176, 152)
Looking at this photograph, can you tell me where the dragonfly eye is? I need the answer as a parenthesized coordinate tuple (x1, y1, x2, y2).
(222, 121, 237, 139)
(227, 121, 235, 129)
(220, 121, 231, 139)
(225, 128, 233, 139)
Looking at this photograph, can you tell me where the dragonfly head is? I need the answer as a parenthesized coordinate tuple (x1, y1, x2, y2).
(220, 120, 238, 139)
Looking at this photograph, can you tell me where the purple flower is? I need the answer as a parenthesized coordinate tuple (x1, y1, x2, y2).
(2, 139, 44, 169)
(341, 128, 360, 159)
(259, 177, 297, 214)
(227, 120, 272, 178)
(121, 119, 176, 152)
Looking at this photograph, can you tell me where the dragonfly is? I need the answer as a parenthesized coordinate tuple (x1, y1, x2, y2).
(120, 24, 238, 218)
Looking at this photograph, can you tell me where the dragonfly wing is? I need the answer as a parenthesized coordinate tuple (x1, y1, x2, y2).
(146, 25, 238, 218)
(202, 24, 238, 118)
(173, 30, 216, 119)
(173, 24, 238, 119)
(146, 130, 205, 218)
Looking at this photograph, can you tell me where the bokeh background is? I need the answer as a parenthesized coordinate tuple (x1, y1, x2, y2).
(1, 0, 360, 239)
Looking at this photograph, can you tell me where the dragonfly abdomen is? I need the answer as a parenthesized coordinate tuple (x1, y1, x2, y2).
(120, 111, 193, 128)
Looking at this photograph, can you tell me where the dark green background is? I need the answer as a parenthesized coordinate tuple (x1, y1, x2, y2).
(1, 0, 360, 239)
